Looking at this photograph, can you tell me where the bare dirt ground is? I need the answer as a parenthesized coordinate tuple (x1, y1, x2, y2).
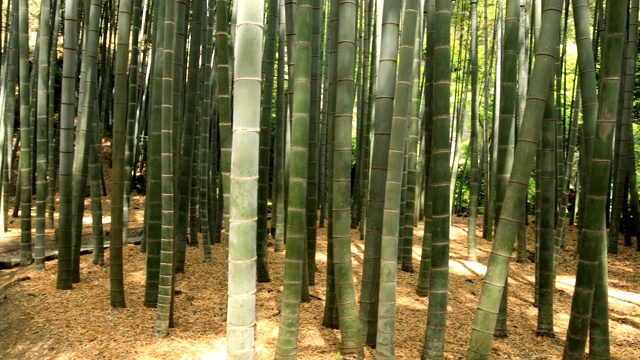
(0, 205, 639, 359)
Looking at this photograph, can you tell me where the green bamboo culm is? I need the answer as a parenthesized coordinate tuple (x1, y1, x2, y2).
(332, 0, 363, 357)
(536, 86, 557, 338)
(304, 0, 322, 288)
(17, 0, 32, 267)
(176, 0, 205, 265)
(321, 0, 341, 331)
(563, 0, 627, 358)
(358, 0, 374, 241)
(0, 0, 19, 235)
(154, 0, 178, 338)
(467, 0, 480, 262)
(198, 3, 215, 253)
(0, 1, 19, 234)
(495, 0, 520, 223)
(110, 0, 134, 308)
(359, 0, 403, 347)
(466, 0, 564, 358)
(273, 0, 287, 253)
(415, 0, 435, 298)
(256, 0, 279, 283)
(122, 0, 143, 241)
(216, 0, 233, 249)
(89, 87, 105, 265)
(200, 0, 217, 254)
(144, 0, 165, 308)
(56, 0, 80, 290)
(33, 0, 52, 271)
(515, 0, 530, 262)
(276, 0, 313, 357)
(493, 0, 521, 334)
(376, 0, 419, 357)
(401, 0, 423, 274)
(421, 0, 452, 358)
(621, 0, 640, 251)
(71, 0, 101, 283)
(226, 0, 265, 357)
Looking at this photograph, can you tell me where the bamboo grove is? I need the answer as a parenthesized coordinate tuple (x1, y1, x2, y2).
(1, 0, 639, 358)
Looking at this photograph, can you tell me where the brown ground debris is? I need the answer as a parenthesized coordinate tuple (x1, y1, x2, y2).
(0, 210, 639, 359)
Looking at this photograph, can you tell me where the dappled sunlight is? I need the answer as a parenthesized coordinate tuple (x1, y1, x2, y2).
(2, 214, 640, 359)
(450, 258, 487, 277)
(315, 252, 327, 263)
(396, 292, 428, 311)
(82, 216, 111, 224)
(609, 288, 640, 307)
(197, 338, 228, 360)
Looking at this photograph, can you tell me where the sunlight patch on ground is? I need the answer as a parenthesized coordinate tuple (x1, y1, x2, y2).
(258, 318, 280, 341)
(351, 243, 365, 262)
(552, 275, 640, 310)
(449, 259, 487, 277)
(197, 338, 227, 359)
(82, 216, 111, 224)
(608, 288, 640, 307)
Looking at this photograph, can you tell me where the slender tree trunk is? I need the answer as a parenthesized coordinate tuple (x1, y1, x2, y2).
(359, 0, 402, 347)
(563, 0, 626, 357)
(144, 0, 164, 308)
(226, 1, 265, 357)
(153, 0, 178, 338)
(122, 0, 143, 240)
(33, 0, 52, 271)
(321, 0, 340, 330)
(109, 0, 134, 308)
(420, 1, 452, 358)
(274, 0, 287, 253)
(255, 0, 279, 283)
(56, 0, 79, 290)
(416, 0, 435, 298)
(216, 0, 233, 249)
(71, 0, 100, 283)
(17, 0, 32, 267)
(467, 0, 480, 262)
(276, 1, 313, 356)
(376, 0, 419, 356)
(330, 1, 364, 356)
(467, 0, 563, 356)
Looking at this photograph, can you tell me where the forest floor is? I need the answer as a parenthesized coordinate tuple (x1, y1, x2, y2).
(0, 200, 639, 359)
